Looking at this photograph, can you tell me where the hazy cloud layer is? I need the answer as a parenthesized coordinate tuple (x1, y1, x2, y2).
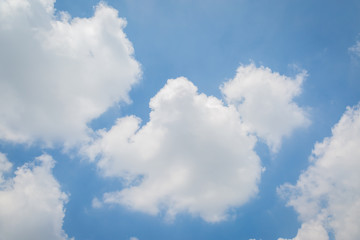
(0, 154, 72, 240)
(84, 65, 308, 222)
(0, 0, 141, 146)
(221, 64, 309, 152)
(278, 103, 360, 240)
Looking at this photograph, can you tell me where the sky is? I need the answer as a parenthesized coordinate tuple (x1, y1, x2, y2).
(0, 0, 360, 239)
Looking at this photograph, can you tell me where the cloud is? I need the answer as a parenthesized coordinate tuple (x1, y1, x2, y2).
(278, 220, 329, 240)
(221, 64, 309, 152)
(0, 153, 72, 240)
(84, 63, 308, 222)
(0, 0, 141, 146)
(92, 197, 103, 209)
(84, 77, 262, 222)
(277, 103, 360, 240)
(349, 40, 360, 57)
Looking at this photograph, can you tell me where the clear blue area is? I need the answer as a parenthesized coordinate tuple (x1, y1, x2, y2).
(1, 0, 359, 239)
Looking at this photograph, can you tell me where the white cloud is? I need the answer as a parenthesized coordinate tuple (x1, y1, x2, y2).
(0, 0, 141, 146)
(278, 220, 329, 240)
(221, 64, 309, 152)
(349, 40, 360, 57)
(83, 64, 309, 222)
(0, 153, 72, 240)
(84, 77, 262, 222)
(278, 103, 360, 240)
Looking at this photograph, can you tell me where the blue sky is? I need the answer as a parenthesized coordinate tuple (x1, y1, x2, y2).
(0, 0, 360, 239)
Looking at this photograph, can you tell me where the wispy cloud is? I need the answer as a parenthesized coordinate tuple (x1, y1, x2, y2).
(349, 40, 360, 57)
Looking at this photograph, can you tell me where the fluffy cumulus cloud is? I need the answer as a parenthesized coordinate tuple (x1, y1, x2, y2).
(86, 78, 261, 222)
(0, 0, 141, 146)
(221, 64, 309, 152)
(278, 103, 360, 240)
(278, 220, 329, 240)
(84, 65, 308, 222)
(0, 153, 72, 240)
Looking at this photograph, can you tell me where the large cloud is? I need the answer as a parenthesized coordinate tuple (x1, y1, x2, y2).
(0, 0, 141, 146)
(0, 153, 72, 240)
(221, 64, 309, 152)
(84, 65, 308, 222)
(85, 78, 262, 222)
(278, 103, 360, 240)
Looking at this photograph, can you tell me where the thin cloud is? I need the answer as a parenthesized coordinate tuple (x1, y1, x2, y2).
(349, 40, 360, 57)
